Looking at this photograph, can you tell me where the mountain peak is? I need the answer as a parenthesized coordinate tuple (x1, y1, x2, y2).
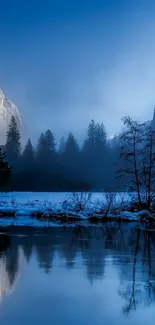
(0, 89, 23, 144)
(0, 89, 4, 97)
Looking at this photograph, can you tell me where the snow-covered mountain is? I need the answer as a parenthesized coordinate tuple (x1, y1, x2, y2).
(0, 89, 23, 144)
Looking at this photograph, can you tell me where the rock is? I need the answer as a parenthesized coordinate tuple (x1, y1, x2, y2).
(0, 89, 23, 144)
(138, 210, 152, 219)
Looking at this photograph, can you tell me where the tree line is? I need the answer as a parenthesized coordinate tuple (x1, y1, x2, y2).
(0, 116, 114, 192)
(1, 114, 155, 209)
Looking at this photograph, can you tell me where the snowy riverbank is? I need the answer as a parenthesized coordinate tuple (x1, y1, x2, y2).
(0, 192, 155, 227)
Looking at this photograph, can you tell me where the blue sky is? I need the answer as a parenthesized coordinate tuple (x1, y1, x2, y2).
(1, 0, 155, 143)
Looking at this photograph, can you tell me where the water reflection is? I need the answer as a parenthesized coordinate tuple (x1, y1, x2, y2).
(0, 234, 18, 302)
(0, 224, 155, 321)
(118, 228, 155, 314)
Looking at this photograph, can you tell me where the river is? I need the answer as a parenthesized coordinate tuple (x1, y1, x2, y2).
(0, 224, 155, 324)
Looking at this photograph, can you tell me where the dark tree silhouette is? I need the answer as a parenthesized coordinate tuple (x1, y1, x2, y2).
(36, 133, 46, 160)
(58, 136, 66, 153)
(5, 115, 21, 165)
(0, 147, 11, 191)
(3, 114, 151, 191)
(82, 119, 108, 189)
(44, 129, 56, 153)
(22, 138, 34, 162)
(117, 116, 155, 208)
(64, 133, 79, 156)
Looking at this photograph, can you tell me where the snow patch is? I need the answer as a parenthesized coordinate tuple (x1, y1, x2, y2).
(0, 192, 154, 227)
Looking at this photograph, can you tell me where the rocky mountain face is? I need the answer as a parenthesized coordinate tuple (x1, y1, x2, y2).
(151, 107, 155, 130)
(0, 89, 23, 144)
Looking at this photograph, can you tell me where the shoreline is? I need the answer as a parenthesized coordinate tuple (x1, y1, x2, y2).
(1, 191, 155, 227)
(0, 210, 155, 228)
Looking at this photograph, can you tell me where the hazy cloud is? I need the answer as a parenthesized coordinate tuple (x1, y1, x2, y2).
(1, 0, 155, 143)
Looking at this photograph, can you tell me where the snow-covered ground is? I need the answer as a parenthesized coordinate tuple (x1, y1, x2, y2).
(0, 191, 132, 205)
(0, 191, 153, 227)
(0, 192, 69, 205)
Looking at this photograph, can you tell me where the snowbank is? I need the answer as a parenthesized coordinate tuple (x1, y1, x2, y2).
(0, 192, 154, 227)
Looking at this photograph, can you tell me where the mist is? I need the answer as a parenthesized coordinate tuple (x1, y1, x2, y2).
(0, 0, 155, 143)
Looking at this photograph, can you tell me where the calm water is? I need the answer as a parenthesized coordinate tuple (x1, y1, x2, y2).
(0, 224, 155, 324)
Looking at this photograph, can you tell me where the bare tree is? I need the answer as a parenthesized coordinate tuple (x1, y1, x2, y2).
(97, 191, 117, 217)
(70, 192, 92, 211)
(117, 117, 155, 209)
(140, 126, 155, 208)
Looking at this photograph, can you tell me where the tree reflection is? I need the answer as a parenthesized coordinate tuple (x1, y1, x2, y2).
(35, 236, 55, 273)
(3, 223, 155, 315)
(5, 245, 19, 287)
(0, 234, 19, 303)
(0, 234, 10, 253)
(118, 228, 155, 314)
(63, 226, 106, 281)
(119, 229, 141, 314)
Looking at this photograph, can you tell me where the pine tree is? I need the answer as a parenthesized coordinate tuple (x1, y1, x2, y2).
(83, 120, 107, 154)
(36, 130, 56, 161)
(62, 133, 81, 190)
(22, 138, 34, 162)
(84, 119, 96, 151)
(35, 131, 58, 190)
(64, 133, 79, 156)
(36, 133, 46, 160)
(82, 119, 108, 189)
(5, 115, 21, 164)
(44, 129, 56, 153)
(95, 123, 107, 152)
(0, 147, 11, 191)
(59, 136, 66, 153)
(18, 139, 36, 190)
